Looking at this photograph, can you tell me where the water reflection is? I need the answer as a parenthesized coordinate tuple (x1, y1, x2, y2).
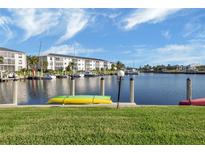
(0, 81, 13, 104)
(1, 74, 205, 105)
(18, 81, 28, 104)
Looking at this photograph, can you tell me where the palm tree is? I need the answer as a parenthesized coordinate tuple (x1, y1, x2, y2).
(66, 61, 75, 71)
(116, 61, 125, 70)
(0, 56, 4, 64)
(42, 61, 48, 71)
(27, 55, 39, 76)
(111, 63, 116, 71)
(27, 55, 39, 70)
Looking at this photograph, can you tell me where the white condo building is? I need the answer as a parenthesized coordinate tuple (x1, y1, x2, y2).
(40, 53, 112, 71)
(0, 47, 27, 72)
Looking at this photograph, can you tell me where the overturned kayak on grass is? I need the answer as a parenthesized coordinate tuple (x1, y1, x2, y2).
(48, 95, 112, 104)
(179, 98, 205, 106)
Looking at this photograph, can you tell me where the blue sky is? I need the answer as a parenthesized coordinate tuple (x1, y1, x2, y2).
(1, 8, 205, 67)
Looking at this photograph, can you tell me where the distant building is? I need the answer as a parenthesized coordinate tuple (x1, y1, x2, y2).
(186, 63, 200, 71)
(175, 65, 185, 71)
(40, 53, 112, 71)
(0, 47, 27, 72)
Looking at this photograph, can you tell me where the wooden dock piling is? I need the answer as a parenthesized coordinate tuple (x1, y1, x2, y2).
(130, 78, 135, 103)
(70, 77, 75, 96)
(100, 77, 105, 96)
(186, 78, 192, 101)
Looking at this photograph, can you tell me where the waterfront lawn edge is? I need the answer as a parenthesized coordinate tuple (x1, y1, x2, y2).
(0, 106, 204, 145)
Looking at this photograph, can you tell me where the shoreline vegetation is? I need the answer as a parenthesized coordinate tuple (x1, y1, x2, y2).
(14, 69, 205, 78)
(13, 66, 205, 78)
(141, 71, 205, 74)
(3, 57, 205, 79)
(14, 63, 205, 77)
(138, 64, 205, 74)
(0, 106, 204, 144)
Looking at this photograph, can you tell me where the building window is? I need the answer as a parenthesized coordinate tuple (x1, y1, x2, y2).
(7, 59, 15, 64)
(7, 52, 14, 58)
(18, 60, 22, 64)
(55, 57, 61, 61)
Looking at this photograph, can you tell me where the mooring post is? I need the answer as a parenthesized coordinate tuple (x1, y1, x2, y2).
(117, 76, 122, 109)
(70, 76, 75, 96)
(186, 78, 192, 101)
(130, 78, 135, 103)
(13, 81, 18, 105)
(100, 77, 105, 96)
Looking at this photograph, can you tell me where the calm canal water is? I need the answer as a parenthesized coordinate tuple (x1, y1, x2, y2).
(1, 73, 205, 105)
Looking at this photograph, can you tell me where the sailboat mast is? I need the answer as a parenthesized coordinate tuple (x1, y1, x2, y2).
(38, 41, 42, 70)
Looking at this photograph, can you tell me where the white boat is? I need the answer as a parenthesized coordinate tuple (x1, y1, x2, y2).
(125, 69, 139, 75)
(43, 74, 56, 80)
(71, 73, 84, 78)
(8, 73, 14, 78)
(84, 71, 96, 77)
(79, 73, 84, 77)
(8, 72, 18, 78)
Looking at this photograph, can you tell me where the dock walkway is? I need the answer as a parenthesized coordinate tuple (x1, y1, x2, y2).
(0, 103, 137, 108)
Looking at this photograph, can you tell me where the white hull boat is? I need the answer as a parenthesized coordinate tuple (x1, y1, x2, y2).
(43, 75, 56, 80)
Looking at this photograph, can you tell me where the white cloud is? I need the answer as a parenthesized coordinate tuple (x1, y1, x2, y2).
(0, 16, 13, 42)
(9, 9, 61, 41)
(0, 16, 11, 30)
(122, 50, 132, 55)
(157, 44, 194, 52)
(124, 42, 205, 66)
(7, 9, 90, 43)
(183, 15, 205, 39)
(42, 43, 103, 56)
(152, 44, 202, 64)
(161, 30, 171, 39)
(56, 9, 89, 44)
(183, 22, 202, 38)
(122, 9, 181, 30)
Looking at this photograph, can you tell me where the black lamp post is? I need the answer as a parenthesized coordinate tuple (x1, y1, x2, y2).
(117, 70, 125, 109)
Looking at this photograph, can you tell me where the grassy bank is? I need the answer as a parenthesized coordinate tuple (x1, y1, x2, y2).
(0, 106, 205, 144)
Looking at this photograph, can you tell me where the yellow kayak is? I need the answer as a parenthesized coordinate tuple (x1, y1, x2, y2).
(48, 95, 112, 104)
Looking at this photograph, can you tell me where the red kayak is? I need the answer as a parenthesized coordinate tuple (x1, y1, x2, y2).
(179, 98, 205, 106)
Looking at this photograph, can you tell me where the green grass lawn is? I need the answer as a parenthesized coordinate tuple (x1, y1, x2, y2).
(0, 106, 205, 145)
